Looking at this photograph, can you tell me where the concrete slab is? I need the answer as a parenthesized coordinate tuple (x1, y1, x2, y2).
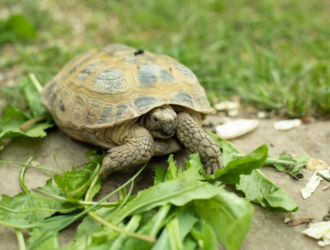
(0, 117, 330, 249)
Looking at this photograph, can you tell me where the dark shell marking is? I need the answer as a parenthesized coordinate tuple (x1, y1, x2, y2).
(174, 63, 198, 84)
(138, 64, 174, 86)
(133, 96, 160, 113)
(117, 103, 134, 120)
(93, 68, 128, 94)
(86, 101, 101, 125)
(98, 104, 114, 125)
(170, 91, 193, 106)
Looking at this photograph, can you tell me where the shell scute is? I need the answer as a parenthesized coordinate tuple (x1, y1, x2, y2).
(133, 96, 160, 113)
(138, 64, 174, 87)
(93, 67, 128, 94)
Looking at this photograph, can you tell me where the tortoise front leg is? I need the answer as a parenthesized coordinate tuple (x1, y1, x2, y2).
(99, 126, 154, 179)
(176, 112, 223, 174)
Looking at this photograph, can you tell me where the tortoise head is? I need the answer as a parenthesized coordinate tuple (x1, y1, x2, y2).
(143, 106, 177, 139)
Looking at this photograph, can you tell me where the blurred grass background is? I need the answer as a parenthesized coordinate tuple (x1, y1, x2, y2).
(0, 0, 330, 117)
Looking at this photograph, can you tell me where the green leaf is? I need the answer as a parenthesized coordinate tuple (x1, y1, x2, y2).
(267, 153, 310, 178)
(111, 167, 217, 225)
(0, 14, 36, 43)
(154, 166, 166, 185)
(236, 170, 298, 212)
(0, 105, 53, 145)
(27, 215, 76, 249)
(0, 179, 80, 225)
(195, 189, 254, 250)
(69, 207, 116, 249)
(152, 206, 198, 250)
(209, 144, 268, 184)
(54, 163, 101, 199)
(20, 76, 47, 118)
(28, 227, 59, 250)
(185, 153, 206, 178)
(201, 222, 218, 250)
(190, 221, 217, 250)
(165, 155, 178, 180)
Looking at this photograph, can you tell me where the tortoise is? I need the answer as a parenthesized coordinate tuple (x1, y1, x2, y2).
(41, 44, 223, 178)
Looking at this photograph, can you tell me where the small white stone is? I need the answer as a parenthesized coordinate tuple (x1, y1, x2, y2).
(257, 112, 268, 119)
(228, 109, 239, 117)
(274, 119, 301, 131)
(216, 119, 259, 139)
(214, 101, 239, 111)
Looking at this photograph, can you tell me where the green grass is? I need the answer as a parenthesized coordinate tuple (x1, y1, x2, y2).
(1, 0, 330, 117)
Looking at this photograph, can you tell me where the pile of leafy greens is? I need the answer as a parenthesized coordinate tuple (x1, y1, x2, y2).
(0, 136, 298, 250)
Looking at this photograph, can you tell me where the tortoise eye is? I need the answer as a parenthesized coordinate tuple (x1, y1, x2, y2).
(153, 116, 158, 122)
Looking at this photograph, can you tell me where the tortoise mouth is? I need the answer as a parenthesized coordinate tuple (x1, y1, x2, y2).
(150, 129, 175, 139)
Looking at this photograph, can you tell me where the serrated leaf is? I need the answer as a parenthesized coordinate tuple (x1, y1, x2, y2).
(236, 170, 298, 212)
(185, 153, 206, 178)
(0, 105, 53, 145)
(165, 155, 178, 180)
(154, 166, 166, 185)
(54, 163, 102, 199)
(0, 179, 80, 224)
(20, 76, 47, 117)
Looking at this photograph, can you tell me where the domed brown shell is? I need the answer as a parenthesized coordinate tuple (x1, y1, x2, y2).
(41, 44, 212, 133)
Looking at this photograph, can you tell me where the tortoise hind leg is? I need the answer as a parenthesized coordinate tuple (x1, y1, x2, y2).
(99, 126, 154, 179)
(176, 112, 223, 175)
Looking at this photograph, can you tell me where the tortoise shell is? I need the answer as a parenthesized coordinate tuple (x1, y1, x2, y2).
(41, 44, 212, 134)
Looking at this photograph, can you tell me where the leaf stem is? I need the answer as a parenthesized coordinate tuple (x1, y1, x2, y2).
(112, 181, 134, 217)
(15, 229, 26, 250)
(150, 204, 171, 237)
(89, 212, 155, 243)
(84, 172, 100, 202)
(0, 160, 63, 174)
(19, 157, 33, 194)
(317, 172, 330, 182)
(68, 164, 101, 197)
(110, 214, 142, 250)
(28, 73, 43, 93)
(33, 189, 118, 207)
(232, 153, 298, 166)
(20, 114, 48, 131)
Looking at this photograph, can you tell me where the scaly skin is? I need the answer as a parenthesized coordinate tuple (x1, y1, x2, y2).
(176, 112, 223, 174)
(153, 138, 182, 156)
(99, 125, 154, 179)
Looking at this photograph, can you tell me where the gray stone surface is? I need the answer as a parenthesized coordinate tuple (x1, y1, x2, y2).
(0, 117, 330, 249)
